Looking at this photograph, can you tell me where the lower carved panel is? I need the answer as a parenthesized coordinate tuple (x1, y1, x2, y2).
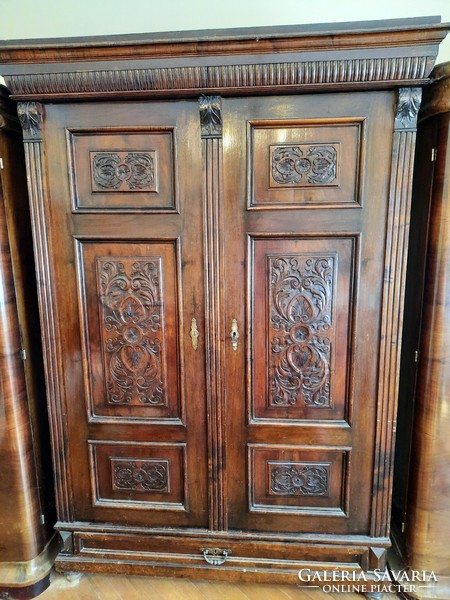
(89, 441, 187, 510)
(249, 445, 349, 515)
(111, 458, 169, 493)
(269, 462, 329, 496)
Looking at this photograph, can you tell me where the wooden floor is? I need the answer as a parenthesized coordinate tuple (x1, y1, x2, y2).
(38, 571, 399, 599)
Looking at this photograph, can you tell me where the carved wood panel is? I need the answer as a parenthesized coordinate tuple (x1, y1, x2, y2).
(252, 237, 355, 421)
(269, 254, 334, 408)
(91, 151, 157, 192)
(77, 241, 181, 421)
(68, 129, 176, 211)
(270, 144, 338, 187)
(248, 120, 363, 208)
(90, 442, 186, 509)
(97, 257, 166, 407)
(249, 446, 348, 515)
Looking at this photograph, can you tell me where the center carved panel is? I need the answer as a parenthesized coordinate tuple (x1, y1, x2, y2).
(97, 258, 166, 406)
(269, 255, 334, 408)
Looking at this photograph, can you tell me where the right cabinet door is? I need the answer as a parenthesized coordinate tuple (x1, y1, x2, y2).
(222, 92, 395, 535)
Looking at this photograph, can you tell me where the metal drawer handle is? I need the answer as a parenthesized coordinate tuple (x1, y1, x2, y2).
(201, 547, 231, 566)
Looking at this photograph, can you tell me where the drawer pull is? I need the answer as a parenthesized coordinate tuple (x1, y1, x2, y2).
(201, 547, 231, 565)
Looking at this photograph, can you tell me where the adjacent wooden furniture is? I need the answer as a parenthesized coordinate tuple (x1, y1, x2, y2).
(391, 62, 450, 600)
(0, 18, 448, 596)
(0, 86, 57, 598)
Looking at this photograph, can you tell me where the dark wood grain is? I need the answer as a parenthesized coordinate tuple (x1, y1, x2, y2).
(402, 63, 450, 599)
(0, 86, 54, 592)
(4, 20, 448, 586)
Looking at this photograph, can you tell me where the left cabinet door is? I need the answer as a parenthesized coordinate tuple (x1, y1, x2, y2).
(42, 101, 209, 528)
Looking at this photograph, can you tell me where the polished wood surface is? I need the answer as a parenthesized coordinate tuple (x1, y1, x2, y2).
(1, 20, 448, 586)
(0, 86, 54, 593)
(39, 571, 399, 600)
(0, 18, 447, 100)
(401, 62, 450, 599)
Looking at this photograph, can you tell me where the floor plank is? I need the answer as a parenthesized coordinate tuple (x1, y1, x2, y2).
(37, 571, 399, 600)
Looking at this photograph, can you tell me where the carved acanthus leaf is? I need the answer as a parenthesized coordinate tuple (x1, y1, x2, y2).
(17, 102, 43, 140)
(395, 87, 422, 130)
(199, 95, 222, 138)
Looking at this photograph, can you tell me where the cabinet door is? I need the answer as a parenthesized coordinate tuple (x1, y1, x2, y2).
(222, 92, 394, 534)
(43, 101, 209, 528)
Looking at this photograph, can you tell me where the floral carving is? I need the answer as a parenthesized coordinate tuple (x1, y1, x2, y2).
(112, 459, 168, 492)
(91, 152, 155, 192)
(269, 255, 334, 407)
(271, 144, 337, 186)
(199, 95, 222, 138)
(395, 87, 422, 130)
(270, 463, 328, 496)
(98, 258, 166, 405)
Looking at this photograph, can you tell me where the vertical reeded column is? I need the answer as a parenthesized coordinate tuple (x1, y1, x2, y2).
(199, 95, 227, 531)
(371, 87, 421, 541)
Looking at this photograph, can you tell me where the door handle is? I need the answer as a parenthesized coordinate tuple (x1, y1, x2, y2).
(230, 319, 239, 351)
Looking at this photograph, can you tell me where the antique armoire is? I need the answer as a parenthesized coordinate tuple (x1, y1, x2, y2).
(0, 17, 448, 596)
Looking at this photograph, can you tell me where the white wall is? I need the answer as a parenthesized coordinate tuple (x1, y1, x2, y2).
(0, 0, 449, 63)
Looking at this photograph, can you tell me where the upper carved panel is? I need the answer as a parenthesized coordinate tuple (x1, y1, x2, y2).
(91, 151, 156, 193)
(97, 258, 166, 406)
(270, 144, 338, 187)
(269, 255, 334, 408)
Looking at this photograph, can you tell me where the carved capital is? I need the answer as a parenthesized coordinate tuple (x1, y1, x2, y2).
(395, 87, 422, 131)
(199, 95, 222, 138)
(17, 101, 43, 140)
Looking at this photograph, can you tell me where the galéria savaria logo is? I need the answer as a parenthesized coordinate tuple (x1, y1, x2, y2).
(297, 568, 438, 594)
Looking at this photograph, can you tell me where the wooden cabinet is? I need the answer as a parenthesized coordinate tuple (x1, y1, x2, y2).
(0, 86, 57, 598)
(391, 62, 450, 600)
(0, 17, 448, 590)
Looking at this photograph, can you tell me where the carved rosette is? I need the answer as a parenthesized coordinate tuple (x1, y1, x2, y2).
(271, 144, 337, 186)
(199, 95, 222, 138)
(17, 101, 43, 140)
(269, 255, 334, 407)
(91, 151, 155, 192)
(98, 258, 166, 406)
(270, 463, 328, 496)
(112, 459, 169, 492)
(395, 87, 422, 130)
